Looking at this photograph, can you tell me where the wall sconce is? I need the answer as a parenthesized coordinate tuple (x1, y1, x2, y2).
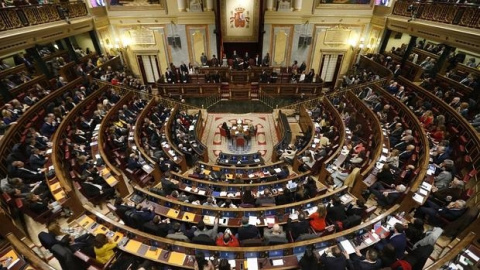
(351, 38, 365, 51)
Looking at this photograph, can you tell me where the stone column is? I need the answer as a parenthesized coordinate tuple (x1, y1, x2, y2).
(266, 0, 274, 10)
(177, 0, 186, 11)
(294, 0, 302, 11)
(205, 0, 213, 11)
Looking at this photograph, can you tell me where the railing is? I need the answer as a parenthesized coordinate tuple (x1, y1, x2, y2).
(204, 92, 222, 109)
(0, 1, 88, 32)
(258, 89, 277, 109)
(392, 0, 480, 29)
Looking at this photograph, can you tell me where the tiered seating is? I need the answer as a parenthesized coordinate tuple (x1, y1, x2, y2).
(99, 91, 155, 187)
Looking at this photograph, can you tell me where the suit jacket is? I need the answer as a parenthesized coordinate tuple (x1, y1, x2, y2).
(29, 154, 46, 170)
(143, 221, 169, 237)
(320, 253, 347, 269)
(238, 225, 259, 241)
(438, 207, 466, 221)
(80, 182, 101, 198)
(289, 220, 310, 241)
(327, 204, 347, 222)
(434, 171, 452, 190)
(384, 233, 407, 259)
(433, 153, 449, 165)
(347, 256, 382, 270)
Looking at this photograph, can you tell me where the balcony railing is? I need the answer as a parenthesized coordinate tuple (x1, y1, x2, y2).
(392, 0, 480, 29)
(0, 1, 88, 32)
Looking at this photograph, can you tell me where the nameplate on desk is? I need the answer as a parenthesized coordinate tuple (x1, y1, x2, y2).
(421, 182, 432, 191)
(142, 164, 153, 173)
(272, 259, 284, 266)
(184, 186, 192, 192)
(413, 193, 425, 204)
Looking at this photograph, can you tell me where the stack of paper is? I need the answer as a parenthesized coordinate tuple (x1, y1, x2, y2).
(421, 182, 432, 191)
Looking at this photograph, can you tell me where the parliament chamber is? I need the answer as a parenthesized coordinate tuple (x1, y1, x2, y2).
(0, 0, 479, 269)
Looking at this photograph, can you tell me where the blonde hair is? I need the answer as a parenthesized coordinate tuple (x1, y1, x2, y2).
(317, 203, 327, 218)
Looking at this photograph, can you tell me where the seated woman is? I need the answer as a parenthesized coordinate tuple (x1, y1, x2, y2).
(309, 203, 327, 232)
(93, 233, 117, 264)
(349, 150, 366, 165)
(386, 149, 400, 169)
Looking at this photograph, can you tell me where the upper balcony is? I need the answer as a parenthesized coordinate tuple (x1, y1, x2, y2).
(0, 1, 88, 32)
(392, 0, 480, 30)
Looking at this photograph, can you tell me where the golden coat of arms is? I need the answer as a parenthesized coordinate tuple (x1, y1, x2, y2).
(230, 7, 250, 28)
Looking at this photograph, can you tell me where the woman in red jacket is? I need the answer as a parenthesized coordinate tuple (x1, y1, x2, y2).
(309, 203, 327, 232)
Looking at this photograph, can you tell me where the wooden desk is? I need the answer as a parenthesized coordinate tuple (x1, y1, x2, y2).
(133, 185, 349, 227)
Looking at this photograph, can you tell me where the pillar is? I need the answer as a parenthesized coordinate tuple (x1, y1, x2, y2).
(378, 29, 392, 54)
(177, 0, 186, 11)
(89, 30, 103, 55)
(205, 0, 213, 11)
(0, 82, 14, 102)
(400, 35, 417, 69)
(294, 0, 302, 10)
(266, 0, 274, 10)
(26, 47, 53, 79)
(435, 44, 454, 75)
(63, 37, 79, 63)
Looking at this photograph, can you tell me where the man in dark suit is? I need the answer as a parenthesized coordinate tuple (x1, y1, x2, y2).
(393, 64, 402, 78)
(29, 148, 47, 171)
(431, 178, 464, 204)
(8, 161, 45, 182)
(369, 183, 406, 207)
(127, 154, 143, 170)
(80, 176, 114, 199)
(327, 195, 347, 223)
(143, 215, 170, 237)
(319, 245, 347, 269)
(238, 216, 259, 241)
(414, 199, 467, 227)
(179, 62, 188, 73)
(378, 223, 407, 259)
(286, 212, 310, 241)
(345, 248, 382, 270)
(432, 146, 449, 165)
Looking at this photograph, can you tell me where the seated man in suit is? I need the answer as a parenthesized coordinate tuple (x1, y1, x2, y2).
(80, 174, 115, 199)
(263, 224, 288, 245)
(166, 222, 190, 242)
(193, 219, 219, 241)
(430, 177, 464, 205)
(238, 216, 259, 241)
(414, 199, 467, 227)
(127, 154, 143, 170)
(369, 183, 406, 207)
(8, 160, 45, 183)
(29, 148, 47, 171)
(377, 223, 407, 259)
(143, 215, 170, 237)
(345, 248, 382, 270)
(433, 160, 454, 190)
(255, 188, 276, 206)
(327, 195, 347, 223)
(286, 212, 310, 241)
(319, 245, 347, 270)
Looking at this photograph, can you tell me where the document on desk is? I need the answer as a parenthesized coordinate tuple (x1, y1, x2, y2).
(228, 260, 236, 267)
(248, 216, 258, 226)
(340, 240, 356, 254)
(203, 215, 215, 225)
(289, 213, 298, 220)
(274, 168, 282, 173)
(413, 193, 425, 204)
(387, 217, 402, 228)
(246, 258, 258, 270)
(266, 217, 275, 225)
